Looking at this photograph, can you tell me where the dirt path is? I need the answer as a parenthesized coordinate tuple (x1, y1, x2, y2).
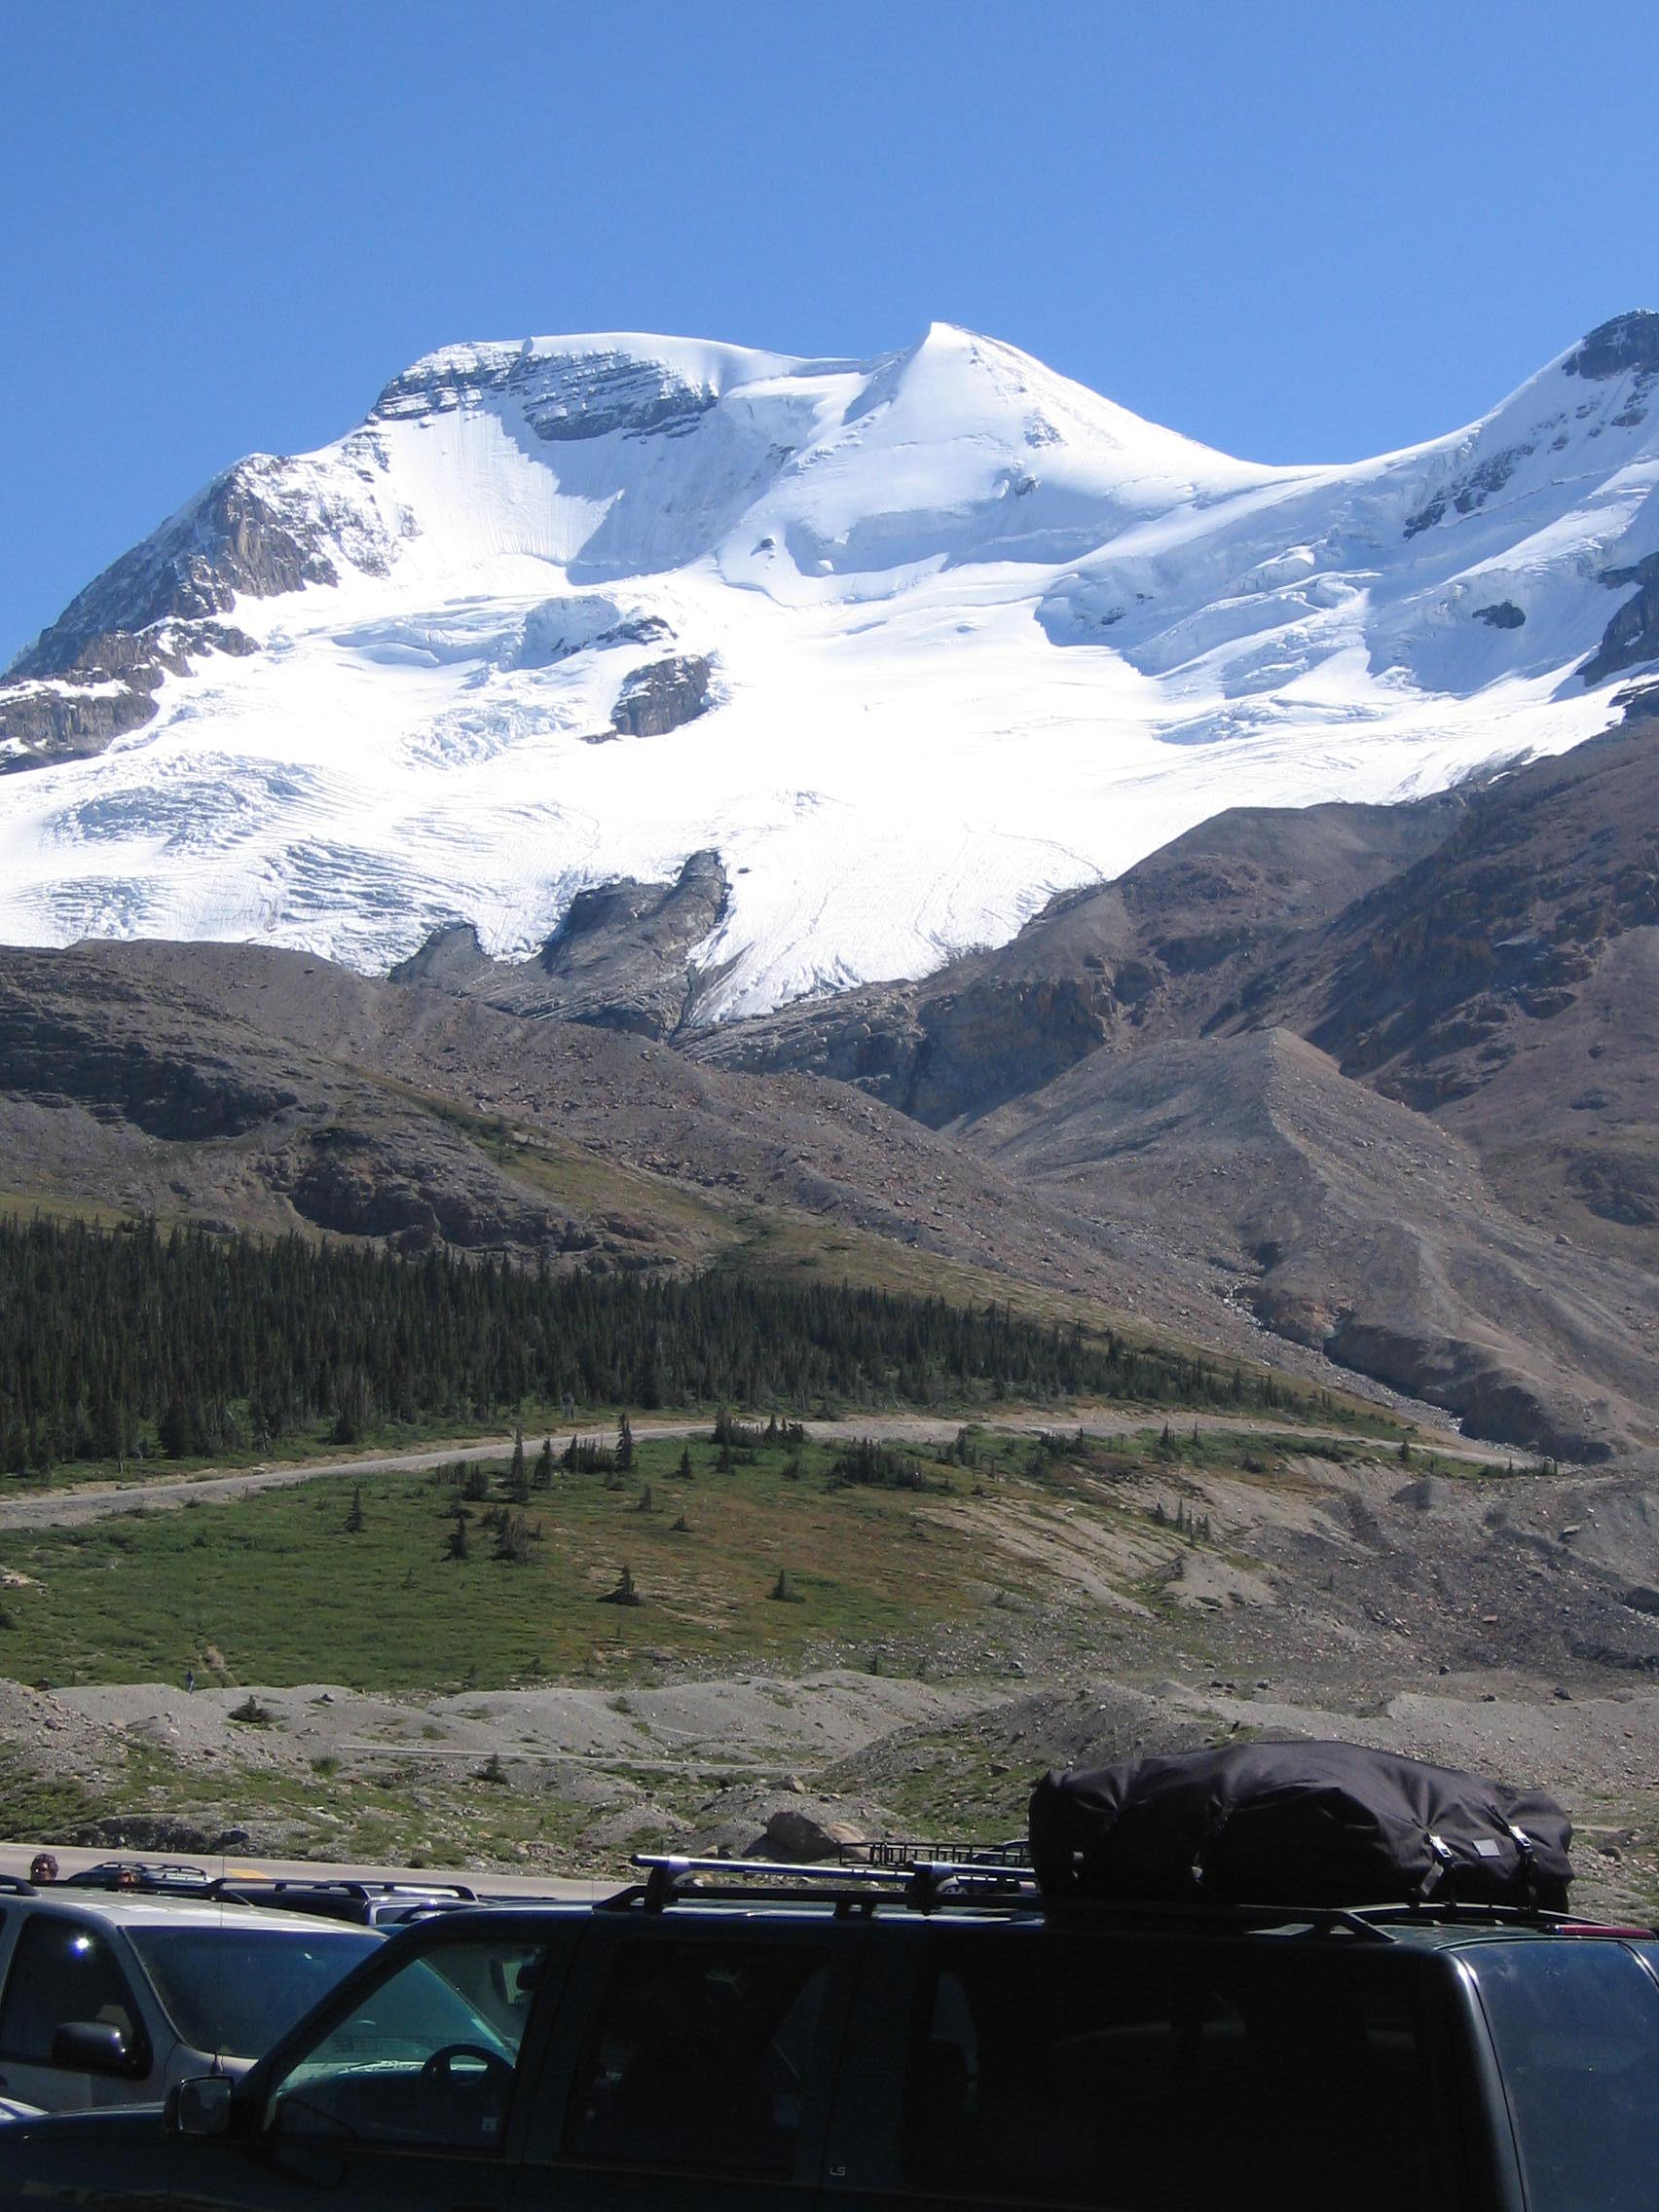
(0, 1409, 1499, 1531)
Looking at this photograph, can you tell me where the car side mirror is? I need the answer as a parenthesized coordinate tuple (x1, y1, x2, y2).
(169, 2074, 235, 2137)
(51, 2019, 138, 2077)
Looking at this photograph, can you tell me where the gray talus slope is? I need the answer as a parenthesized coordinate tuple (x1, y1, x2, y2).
(977, 1027, 1659, 1459)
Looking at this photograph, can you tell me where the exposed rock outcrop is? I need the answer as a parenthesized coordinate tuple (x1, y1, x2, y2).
(373, 344, 717, 443)
(277, 1123, 573, 1253)
(1403, 445, 1531, 538)
(393, 850, 730, 1039)
(1, 451, 392, 770)
(0, 620, 257, 773)
(1582, 554, 1659, 687)
(608, 654, 714, 739)
(1564, 310, 1659, 383)
(11, 460, 387, 684)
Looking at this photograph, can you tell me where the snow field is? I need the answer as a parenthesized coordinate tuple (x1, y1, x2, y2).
(2, 318, 1654, 1017)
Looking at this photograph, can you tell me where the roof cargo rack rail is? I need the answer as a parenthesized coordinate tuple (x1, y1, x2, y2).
(853, 1838, 1032, 1870)
(1340, 1899, 1575, 1932)
(1040, 1893, 1602, 1938)
(1042, 1893, 1400, 1940)
(610, 1853, 1041, 1917)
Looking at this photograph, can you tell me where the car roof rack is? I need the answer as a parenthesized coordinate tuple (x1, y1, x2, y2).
(853, 1838, 1031, 1870)
(1332, 1899, 1581, 1934)
(1041, 1894, 1405, 1940)
(609, 1853, 1042, 1917)
(603, 1858, 1606, 1941)
(1040, 1894, 1603, 1941)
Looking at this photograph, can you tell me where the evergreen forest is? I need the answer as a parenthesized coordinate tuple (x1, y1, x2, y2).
(0, 1215, 1295, 1474)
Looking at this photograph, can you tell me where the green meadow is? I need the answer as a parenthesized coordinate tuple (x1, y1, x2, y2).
(0, 1420, 1410, 1694)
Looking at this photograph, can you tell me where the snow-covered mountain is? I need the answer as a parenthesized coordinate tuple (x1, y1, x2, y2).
(4, 313, 1657, 1020)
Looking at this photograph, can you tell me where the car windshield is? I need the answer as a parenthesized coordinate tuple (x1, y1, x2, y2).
(268, 1937, 544, 2146)
(128, 1924, 380, 2058)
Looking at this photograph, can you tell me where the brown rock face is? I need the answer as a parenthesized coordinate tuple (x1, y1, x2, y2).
(1, 456, 387, 771)
(10, 466, 369, 687)
(391, 851, 731, 1040)
(0, 621, 257, 774)
(608, 655, 713, 738)
(760, 1806, 867, 1862)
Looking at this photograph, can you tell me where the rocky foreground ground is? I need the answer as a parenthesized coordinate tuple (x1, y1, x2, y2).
(7, 1433, 1659, 1920)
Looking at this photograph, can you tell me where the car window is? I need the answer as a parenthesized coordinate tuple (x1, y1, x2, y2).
(128, 1924, 379, 2059)
(266, 1936, 546, 2151)
(563, 1938, 829, 2175)
(0, 1916, 150, 2073)
(902, 1934, 1443, 2210)
(1473, 1940, 1659, 2212)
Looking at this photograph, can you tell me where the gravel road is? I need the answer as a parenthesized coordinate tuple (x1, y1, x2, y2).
(0, 1410, 1493, 1531)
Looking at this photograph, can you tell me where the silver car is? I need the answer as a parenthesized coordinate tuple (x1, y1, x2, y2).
(0, 1889, 379, 2112)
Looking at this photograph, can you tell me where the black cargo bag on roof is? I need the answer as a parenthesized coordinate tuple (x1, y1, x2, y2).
(1028, 1740, 1572, 1909)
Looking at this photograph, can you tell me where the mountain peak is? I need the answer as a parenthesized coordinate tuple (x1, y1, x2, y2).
(3, 314, 1657, 1020)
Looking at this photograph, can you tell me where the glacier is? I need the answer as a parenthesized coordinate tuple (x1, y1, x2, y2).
(2, 314, 1656, 1020)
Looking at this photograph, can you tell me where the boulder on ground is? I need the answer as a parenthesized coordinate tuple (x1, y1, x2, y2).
(760, 1807, 868, 1862)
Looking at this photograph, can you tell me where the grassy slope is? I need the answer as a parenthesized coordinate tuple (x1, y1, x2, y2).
(0, 1425, 1397, 1695)
(0, 1433, 1001, 1690)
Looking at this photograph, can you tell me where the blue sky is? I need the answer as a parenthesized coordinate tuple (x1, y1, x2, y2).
(2, 0, 1655, 666)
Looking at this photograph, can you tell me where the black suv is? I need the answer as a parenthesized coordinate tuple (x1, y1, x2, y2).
(3, 1853, 1658, 2212)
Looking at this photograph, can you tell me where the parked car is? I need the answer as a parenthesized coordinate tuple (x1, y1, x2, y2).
(52, 1861, 480, 1929)
(1, 1852, 1658, 2209)
(0, 1875, 380, 2114)
(59, 1860, 220, 1896)
(209, 1877, 480, 1928)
